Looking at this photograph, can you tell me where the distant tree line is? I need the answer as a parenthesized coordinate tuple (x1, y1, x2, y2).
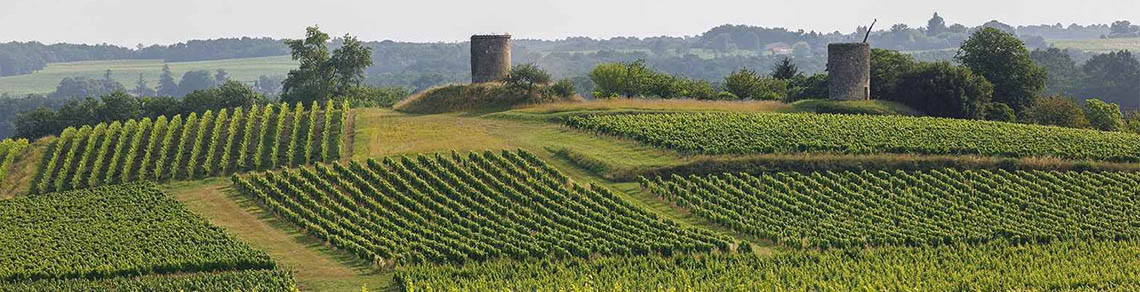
(0, 37, 287, 77)
(4, 27, 396, 140)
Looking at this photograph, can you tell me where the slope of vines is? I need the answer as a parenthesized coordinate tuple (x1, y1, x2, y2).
(0, 139, 30, 183)
(30, 101, 348, 194)
(0, 182, 279, 283)
(566, 112, 1140, 162)
(0, 270, 295, 292)
(398, 240, 1140, 291)
(233, 150, 734, 265)
(643, 169, 1140, 249)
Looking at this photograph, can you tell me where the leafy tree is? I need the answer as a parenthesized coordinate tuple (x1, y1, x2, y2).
(176, 70, 217, 97)
(724, 67, 787, 100)
(982, 102, 1017, 122)
(678, 79, 716, 100)
(770, 57, 800, 80)
(13, 108, 60, 139)
(505, 64, 552, 93)
(1084, 98, 1125, 131)
(254, 75, 284, 96)
(787, 73, 829, 102)
(1109, 21, 1139, 37)
(1079, 51, 1140, 109)
(51, 77, 126, 99)
(870, 49, 918, 100)
(1030, 48, 1082, 96)
(590, 60, 655, 98)
(550, 79, 576, 98)
(281, 26, 373, 104)
(157, 64, 179, 97)
(182, 80, 264, 113)
(926, 13, 947, 36)
(98, 91, 142, 122)
(956, 27, 1047, 112)
(142, 96, 183, 117)
(891, 62, 993, 119)
(330, 35, 373, 94)
(1024, 96, 1090, 128)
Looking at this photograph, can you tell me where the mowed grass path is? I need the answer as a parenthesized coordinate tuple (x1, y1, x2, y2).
(0, 56, 296, 95)
(164, 178, 389, 291)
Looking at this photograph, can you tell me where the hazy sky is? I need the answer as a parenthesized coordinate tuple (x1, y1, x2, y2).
(2, 0, 1136, 46)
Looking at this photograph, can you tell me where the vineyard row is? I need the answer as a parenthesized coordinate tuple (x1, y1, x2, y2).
(30, 100, 348, 194)
(233, 150, 735, 265)
(643, 169, 1140, 249)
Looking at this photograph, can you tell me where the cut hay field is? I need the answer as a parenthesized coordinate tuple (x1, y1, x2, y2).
(1050, 37, 1140, 53)
(0, 56, 297, 96)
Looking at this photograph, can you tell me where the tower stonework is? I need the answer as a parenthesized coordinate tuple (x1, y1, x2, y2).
(470, 35, 512, 83)
(827, 43, 871, 100)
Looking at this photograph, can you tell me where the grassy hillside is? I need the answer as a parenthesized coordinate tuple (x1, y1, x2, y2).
(10, 98, 1140, 291)
(1050, 37, 1140, 53)
(0, 56, 296, 96)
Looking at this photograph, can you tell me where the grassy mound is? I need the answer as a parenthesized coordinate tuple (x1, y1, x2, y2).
(394, 83, 578, 114)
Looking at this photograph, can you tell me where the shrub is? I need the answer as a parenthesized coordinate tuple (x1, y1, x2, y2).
(713, 91, 739, 101)
(550, 79, 576, 98)
(892, 62, 993, 119)
(982, 103, 1017, 122)
(1084, 98, 1124, 131)
(1024, 96, 1090, 128)
(678, 79, 716, 100)
(786, 73, 828, 102)
(506, 64, 552, 92)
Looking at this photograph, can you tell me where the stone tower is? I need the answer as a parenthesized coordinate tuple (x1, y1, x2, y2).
(827, 43, 871, 100)
(470, 34, 512, 83)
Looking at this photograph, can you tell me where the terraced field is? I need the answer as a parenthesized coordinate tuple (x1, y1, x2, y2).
(566, 112, 1140, 162)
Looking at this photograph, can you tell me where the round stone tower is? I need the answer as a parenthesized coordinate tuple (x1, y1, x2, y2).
(470, 34, 512, 83)
(827, 43, 871, 100)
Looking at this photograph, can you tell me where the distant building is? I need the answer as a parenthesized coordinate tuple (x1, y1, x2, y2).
(470, 35, 512, 83)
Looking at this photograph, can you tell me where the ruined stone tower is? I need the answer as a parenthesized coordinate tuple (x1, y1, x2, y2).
(470, 35, 512, 83)
(827, 43, 871, 100)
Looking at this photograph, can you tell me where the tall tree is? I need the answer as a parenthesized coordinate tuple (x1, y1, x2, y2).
(1080, 51, 1140, 109)
(926, 12, 946, 36)
(133, 73, 156, 97)
(330, 35, 373, 94)
(157, 64, 179, 97)
(956, 27, 1047, 112)
(176, 70, 217, 97)
(770, 57, 800, 80)
(1030, 48, 1081, 96)
(281, 26, 373, 104)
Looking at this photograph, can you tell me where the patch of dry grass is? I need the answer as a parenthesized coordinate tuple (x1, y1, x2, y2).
(0, 137, 51, 198)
